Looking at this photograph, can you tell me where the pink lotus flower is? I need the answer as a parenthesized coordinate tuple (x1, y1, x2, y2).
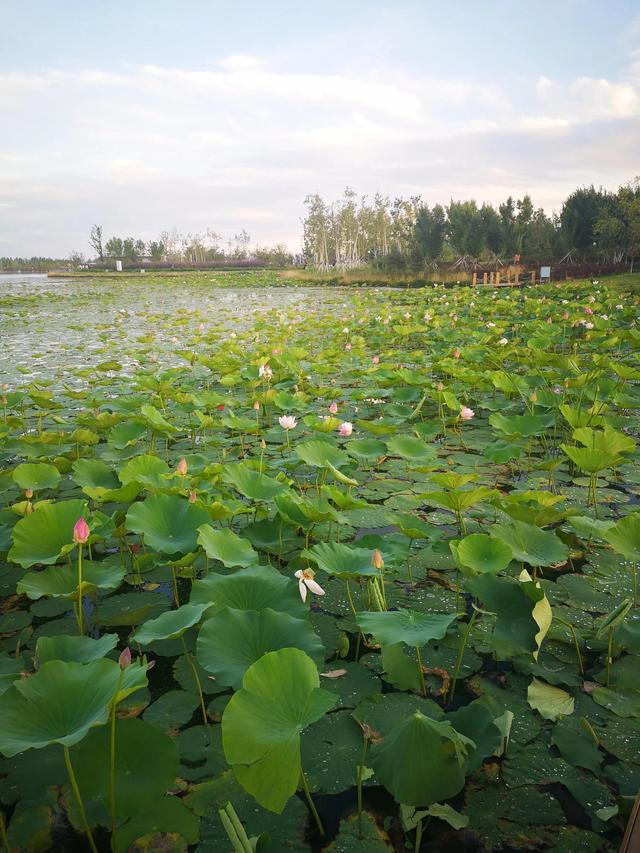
(345, 343, 352, 350)
(118, 647, 132, 669)
(585, 307, 593, 315)
(338, 421, 353, 437)
(279, 415, 297, 431)
(329, 401, 338, 415)
(73, 517, 90, 545)
(453, 348, 461, 359)
(372, 355, 379, 364)
(460, 406, 475, 421)
(294, 568, 325, 602)
(258, 364, 273, 380)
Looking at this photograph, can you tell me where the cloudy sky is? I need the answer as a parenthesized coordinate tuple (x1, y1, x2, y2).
(1, 0, 639, 256)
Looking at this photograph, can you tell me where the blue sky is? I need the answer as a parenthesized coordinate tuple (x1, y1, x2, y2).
(1, 0, 639, 255)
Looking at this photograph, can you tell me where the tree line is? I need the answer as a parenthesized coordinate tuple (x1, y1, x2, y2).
(85, 226, 293, 267)
(302, 181, 640, 271)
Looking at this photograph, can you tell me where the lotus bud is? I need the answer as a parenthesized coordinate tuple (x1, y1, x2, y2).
(73, 516, 90, 544)
(253, 400, 260, 411)
(188, 490, 197, 503)
(118, 647, 132, 669)
(372, 549, 384, 570)
(261, 438, 267, 449)
(436, 382, 444, 392)
(176, 458, 188, 476)
(25, 488, 33, 499)
(329, 401, 338, 415)
(453, 348, 461, 359)
(530, 391, 538, 403)
(25, 501, 34, 515)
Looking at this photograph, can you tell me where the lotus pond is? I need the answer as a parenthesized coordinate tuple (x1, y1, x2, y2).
(0, 272, 639, 852)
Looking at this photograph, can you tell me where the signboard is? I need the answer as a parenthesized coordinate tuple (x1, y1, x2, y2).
(116, 260, 123, 272)
(540, 265, 551, 282)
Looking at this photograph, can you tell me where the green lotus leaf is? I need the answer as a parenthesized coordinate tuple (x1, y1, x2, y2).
(140, 403, 178, 434)
(190, 565, 305, 616)
(0, 655, 24, 697)
(385, 435, 437, 463)
(452, 533, 513, 575)
(71, 717, 181, 825)
(561, 445, 622, 474)
(295, 440, 350, 469)
(132, 602, 212, 644)
(304, 541, 379, 579)
(357, 610, 457, 647)
(468, 574, 543, 659)
(370, 711, 474, 806)
(35, 633, 118, 664)
(274, 492, 338, 528)
(197, 606, 324, 689)
(71, 458, 141, 502)
(489, 412, 555, 438)
(12, 463, 61, 492)
(573, 426, 635, 456)
(107, 419, 147, 449)
(8, 499, 88, 568)
(603, 514, 640, 561)
(344, 438, 387, 462)
(118, 454, 172, 489)
(126, 493, 210, 555)
(222, 463, 287, 500)
(17, 561, 125, 599)
(0, 659, 122, 757)
(222, 648, 337, 813)
(197, 524, 259, 568)
(491, 519, 568, 567)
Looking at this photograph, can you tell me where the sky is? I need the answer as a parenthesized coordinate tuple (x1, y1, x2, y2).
(1, 0, 639, 257)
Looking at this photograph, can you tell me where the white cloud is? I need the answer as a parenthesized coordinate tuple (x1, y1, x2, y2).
(0, 53, 639, 255)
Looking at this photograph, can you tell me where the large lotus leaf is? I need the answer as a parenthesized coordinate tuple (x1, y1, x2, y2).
(197, 607, 325, 689)
(385, 435, 437, 463)
(304, 541, 379, 579)
(107, 419, 147, 449)
(489, 412, 554, 438)
(604, 513, 640, 561)
(0, 655, 24, 697)
(8, 499, 88, 568)
(295, 439, 350, 469)
(190, 565, 305, 616)
(71, 717, 180, 824)
(491, 519, 568, 567)
(551, 717, 602, 774)
(17, 561, 125, 599)
(370, 711, 474, 806)
(357, 610, 457, 647)
(36, 633, 118, 664)
(468, 574, 543, 659)
(118, 454, 172, 489)
(560, 445, 622, 474)
(345, 438, 387, 462)
(12, 463, 61, 492)
(71, 458, 141, 502)
(274, 492, 338, 528)
(197, 524, 258, 568)
(573, 426, 635, 456)
(222, 648, 337, 813)
(446, 700, 503, 772)
(452, 533, 513, 575)
(96, 591, 171, 627)
(222, 463, 287, 500)
(527, 678, 575, 721)
(126, 493, 210, 555)
(132, 602, 211, 644)
(140, 403, 178, 434)
(0, 659, 122, 757)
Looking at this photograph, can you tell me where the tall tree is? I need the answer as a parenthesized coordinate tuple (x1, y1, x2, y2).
(89, 224, 104, 260)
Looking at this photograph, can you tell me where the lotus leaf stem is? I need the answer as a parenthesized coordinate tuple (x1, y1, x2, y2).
(415, 645, 426, 696)
(63, 745, 98, 853)
(299, 768, 324, 836)
(180, 635, 208, 726)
